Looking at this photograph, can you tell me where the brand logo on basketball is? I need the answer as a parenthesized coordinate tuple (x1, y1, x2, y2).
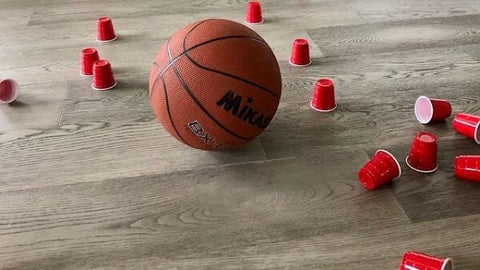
(216, 90, 272, 129)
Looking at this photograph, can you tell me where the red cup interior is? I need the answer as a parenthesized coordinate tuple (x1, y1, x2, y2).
(0, 79, 19, 103)
(415, 96, 433, 124)
(0, 82, 5, 98)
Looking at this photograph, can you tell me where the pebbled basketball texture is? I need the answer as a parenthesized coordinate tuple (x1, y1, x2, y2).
(149, 19, 282, 151)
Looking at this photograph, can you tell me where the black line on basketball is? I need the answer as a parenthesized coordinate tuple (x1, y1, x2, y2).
(160, 73, 193, 147)
(184, 19, 268, 50)
(182, 21, 278, 99)
(183, 49, 279, 99)
(156, 35, 266, 77)
(166, 39, 253, 141)
(151, 62, 192, 147)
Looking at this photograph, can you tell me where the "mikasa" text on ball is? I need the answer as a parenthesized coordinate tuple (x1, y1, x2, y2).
(216, 90, 272, 129)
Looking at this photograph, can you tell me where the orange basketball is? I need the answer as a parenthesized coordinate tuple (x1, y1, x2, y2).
(149, 19, 282, 151)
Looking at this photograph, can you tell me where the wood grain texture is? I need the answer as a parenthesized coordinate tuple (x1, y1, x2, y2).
(1, 0, 480, 269)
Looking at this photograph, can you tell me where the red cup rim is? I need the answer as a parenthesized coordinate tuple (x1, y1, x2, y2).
(96, 35, 117, 42)
(441, 258, 453, 270)
(80, 72, 93, 77)
(405, 156, 439, 173)
(376, 149, 402, 179)
(414, 96, 433, 124)
(244, 18, 264, 24)
(92, 80, 117, 91)
(289, 59, 312, 67)
(475, 121, 480, 144)
(310, 101, 337, 112)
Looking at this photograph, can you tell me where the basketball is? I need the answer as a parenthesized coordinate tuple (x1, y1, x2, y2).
(149, 19, 282, 151)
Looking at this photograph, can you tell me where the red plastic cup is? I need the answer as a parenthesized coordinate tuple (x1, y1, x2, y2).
(452, 113, 480, 144)
(406, 132, 438, 173)
(92, 60, 117, 91)
(454, 155, 480, 182)
(289, 38, 311, 66)
(358, 150, 401, 191)
(245, 1, 263, 24)
(400, 251, 453, 270)
(310, 78, 336, 112)
(96, 16, 117, 42)
(80, 47, 100, 76)
(0, 79, 19, 104)
(414, 96, 452, 124)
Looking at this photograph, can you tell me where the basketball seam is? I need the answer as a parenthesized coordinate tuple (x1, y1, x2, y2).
(150, 62, 195, 148)
(154, 35, 268, 77)
(182, 20, 279, 99)
(182, 46, 279, 99)
(166, 39, 253, 141)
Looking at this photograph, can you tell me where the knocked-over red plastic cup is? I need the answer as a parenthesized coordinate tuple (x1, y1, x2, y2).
(452, 113, 480, 144)
(96, 16, 117, 42)
(358, 150, 401, 191)
(406, 132, 438, 173)
(454, 155, 480, 182)
(245, 1, 263, 24)
(310, 78, 336, 112)
(415, 96, 452, 124)
(400, 251, 453, 270)
(80, 47, 100, 76)
(0, 79, 19, 104)
(92, 60, 117, 90)
(289, 38, 311, 66)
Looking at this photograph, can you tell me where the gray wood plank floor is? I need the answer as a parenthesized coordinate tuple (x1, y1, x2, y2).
(1, 0, 480, 269)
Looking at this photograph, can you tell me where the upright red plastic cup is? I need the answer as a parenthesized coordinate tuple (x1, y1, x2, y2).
(96, 16, 117, 42)
(414, 96, 452, 124)
(289, 38, 311, 66)
(358, 150, 401, 191)
(452, 113, 480, 144)
(406, 132, 438, 173)
(400, 251, 453, 270)
(245, 1, 263, 24)
(454, 155, 480, 182)
(0, 79, 19, 104)
(310, 78, 336, 112)
(80, 48, 100, 76)
(92, 60, 117, 91)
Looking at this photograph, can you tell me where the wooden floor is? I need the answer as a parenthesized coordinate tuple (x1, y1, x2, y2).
(1, 0, 480, 269)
